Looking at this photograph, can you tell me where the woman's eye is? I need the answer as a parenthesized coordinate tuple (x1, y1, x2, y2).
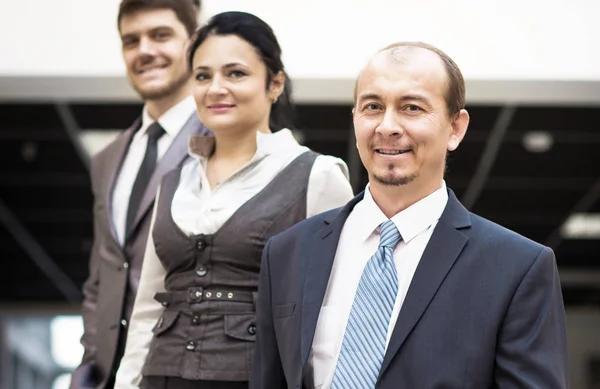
(229, 70, 246, 78)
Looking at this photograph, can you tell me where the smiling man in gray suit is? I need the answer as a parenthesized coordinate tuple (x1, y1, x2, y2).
(251, 42, 568, 389)
(69, 1, 210, 388)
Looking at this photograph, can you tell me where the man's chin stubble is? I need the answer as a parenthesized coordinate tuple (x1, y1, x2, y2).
(372, 170, 418, 187)
(134, 72, 190, 101)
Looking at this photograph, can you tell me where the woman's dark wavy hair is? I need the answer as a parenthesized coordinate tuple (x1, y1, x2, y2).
(187, 11, 295, 131)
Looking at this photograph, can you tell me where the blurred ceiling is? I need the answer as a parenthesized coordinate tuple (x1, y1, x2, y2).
(0, 102, 599, 307)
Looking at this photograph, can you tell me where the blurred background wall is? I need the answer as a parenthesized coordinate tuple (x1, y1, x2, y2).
(0, 0, 599, 388)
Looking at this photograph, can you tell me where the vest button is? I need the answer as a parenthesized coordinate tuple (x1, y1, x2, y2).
(196, 267, 207, 277)
(247, 324, 257, 336)
(196, 240, 206, 251)
(186, 341, 196, 351)
(192, 315, 200, 325)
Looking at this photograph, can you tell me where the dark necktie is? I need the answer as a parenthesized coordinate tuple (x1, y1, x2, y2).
(125, 122, 165, 238)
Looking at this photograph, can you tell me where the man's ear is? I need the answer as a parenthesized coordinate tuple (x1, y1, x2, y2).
(447, 109, 469, 151)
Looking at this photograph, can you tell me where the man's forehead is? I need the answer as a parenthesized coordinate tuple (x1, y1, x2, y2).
(372, 47, 444, 74)
(120, 8, 178, 34)
(355, 47, 447, 98)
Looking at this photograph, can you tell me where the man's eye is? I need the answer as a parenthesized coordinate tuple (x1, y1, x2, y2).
(122, 39, 137, 48)
(154, 32, 171, 40)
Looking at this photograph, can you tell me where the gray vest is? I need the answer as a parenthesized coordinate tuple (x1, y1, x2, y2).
(142, 151, 318, 381)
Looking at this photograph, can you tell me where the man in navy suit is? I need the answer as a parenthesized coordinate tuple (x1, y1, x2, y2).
(251, 41, 568, 389)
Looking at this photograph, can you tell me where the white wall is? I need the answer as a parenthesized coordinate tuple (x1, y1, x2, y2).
(203, 0, 600, 82)
(1, 0, 600, 103)
(0, 0, 123, 76)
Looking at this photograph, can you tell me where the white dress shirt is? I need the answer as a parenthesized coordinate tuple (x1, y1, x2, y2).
(111, 96, 196, 245)
(115, 129, 355, 389)
(310, 182, 449, 389)
(171, 129, 352, 234)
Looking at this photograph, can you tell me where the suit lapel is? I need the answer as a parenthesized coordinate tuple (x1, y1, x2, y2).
(105, 118, 140, 244)
(126, 113, 208, 242)
(300, 192, 364, 370)
(378, 191, 471, 380)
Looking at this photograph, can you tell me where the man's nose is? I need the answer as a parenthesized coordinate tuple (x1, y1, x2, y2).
(138, 37, 156, 56)
(376, 110, 404, 137)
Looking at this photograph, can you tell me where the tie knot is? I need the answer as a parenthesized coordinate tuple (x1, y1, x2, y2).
(146, 122, 165, 142)
(378, 220, 401, 248)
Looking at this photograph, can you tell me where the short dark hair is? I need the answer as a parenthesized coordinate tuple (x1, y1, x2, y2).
(356, 41, 466, 117)
(117, 0, 200, 37)
(188, 11, 295, 131)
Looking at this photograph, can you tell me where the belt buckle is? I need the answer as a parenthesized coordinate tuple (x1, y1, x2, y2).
(187, 287, 204, 303)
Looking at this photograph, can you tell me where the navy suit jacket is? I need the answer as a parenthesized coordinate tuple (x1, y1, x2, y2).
(251, 189, 568, 389)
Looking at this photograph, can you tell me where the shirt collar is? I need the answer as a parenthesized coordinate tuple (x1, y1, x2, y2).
(141, 95, 196, 138)
(354, 181, 449, 244)
(187, 128, 299, 160)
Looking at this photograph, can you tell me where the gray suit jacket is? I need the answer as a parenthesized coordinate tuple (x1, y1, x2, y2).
(70, 113, 210, 389)
(252, 190, 569, 389)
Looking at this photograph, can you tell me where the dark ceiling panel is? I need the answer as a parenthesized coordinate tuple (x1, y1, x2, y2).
(474, 187, 584, 213)
(2, 186, 92, 210)
(491, 141, 600, 178)
(562, 287, 600, 306)
(463, 105, 501, 134)
(295, 104, 353, 130)
(446, 142, 486, 181)
(0, 102, 598, 307)
(0, 104, 64, 130)
(555, 241, 600, 267)
(303, 140, 349, 163)
(511, 106, 600, 132)
(589, 199, 600, 213)
(70, 102, 142, 129)
(0, 227, 69, 303)
(0, 139, 88, 175)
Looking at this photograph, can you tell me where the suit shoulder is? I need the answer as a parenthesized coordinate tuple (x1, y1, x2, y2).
(270, 207, 342, 244)
(89, 131, 127, 171)
(467, 212, 548, 256)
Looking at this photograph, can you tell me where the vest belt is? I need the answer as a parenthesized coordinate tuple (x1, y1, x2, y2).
(154, 287, 256, 306)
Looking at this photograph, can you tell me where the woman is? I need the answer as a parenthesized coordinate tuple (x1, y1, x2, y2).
(114, 11, 354, 389)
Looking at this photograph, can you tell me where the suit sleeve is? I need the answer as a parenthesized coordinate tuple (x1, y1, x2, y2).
(114, 193, 167, 389)
(251, 239, 287, 389)
(70, 157, 103, 389)
(494, 246, 569, 388)
(306, 155, 354, 217)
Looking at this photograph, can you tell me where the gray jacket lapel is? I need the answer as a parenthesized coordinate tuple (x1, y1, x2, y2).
(127, 113, 209, 241)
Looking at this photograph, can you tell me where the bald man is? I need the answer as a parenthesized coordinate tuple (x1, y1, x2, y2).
(250, 42, 568, 389)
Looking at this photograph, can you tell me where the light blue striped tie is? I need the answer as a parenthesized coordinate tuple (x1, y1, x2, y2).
(330, 220, 401, 389)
